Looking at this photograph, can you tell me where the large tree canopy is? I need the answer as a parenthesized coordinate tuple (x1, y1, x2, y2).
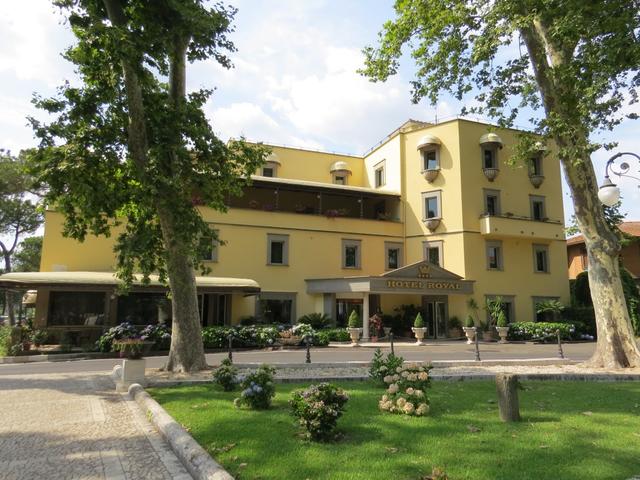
(362, 0, 640, 368)
(0, 151, 43, 324)
(29, 0, 267, 371)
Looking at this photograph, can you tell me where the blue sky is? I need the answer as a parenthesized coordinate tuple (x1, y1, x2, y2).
(1, 0, 638, 224)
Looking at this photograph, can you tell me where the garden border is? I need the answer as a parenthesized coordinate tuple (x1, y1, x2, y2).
(127, 382, 235, 480)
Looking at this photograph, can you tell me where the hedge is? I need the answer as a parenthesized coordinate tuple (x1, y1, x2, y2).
(507, 322, 579, 342)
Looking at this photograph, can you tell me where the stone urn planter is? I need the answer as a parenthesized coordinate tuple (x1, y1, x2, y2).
(347, 328, 362, 346)
(462, 326, 476, 344)
(411, 327, 427, 346)
(495, 326, 510, 344)
(383, 327, 392, 338)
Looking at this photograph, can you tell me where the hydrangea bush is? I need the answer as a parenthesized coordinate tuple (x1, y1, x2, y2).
(234, 364, 276, 409)
(212, 358, 238, 391)
(508, 322, 576, 342)
(369, 348, 404, 385)
(290, 383, 349, 441)
(96, 322, 139, 352)
(379, 363, 432, 416)
(139, 324, 171, 350)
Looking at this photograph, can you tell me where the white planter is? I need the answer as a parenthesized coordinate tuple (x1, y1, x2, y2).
(462, 326, 477, 344)
(495, 326, 510, 344)
(347, 327, 362, 346)
(383, 327, 392, 338)
(116, 358, 146, 392)
(411, 327, 427, 346)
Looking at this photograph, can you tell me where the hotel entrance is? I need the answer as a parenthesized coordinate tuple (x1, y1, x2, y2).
(422, 296, 448, 339)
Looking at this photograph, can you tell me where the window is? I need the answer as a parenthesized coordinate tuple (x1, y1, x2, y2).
(342, 239, 361, 269)
(533, 244, 550, 273)
(262, 166, 275, 177)
(118, 293, 171, 325)
(486, 240, 503, 270)
(333, 174, 347, 185)
(421, 149, 439, 171)
(483, 189, 501, 216)
(267, 234, 289, 265)
(374, 161, 386, 187)
(529, 156, 543, 176)
(530, 195, 546, 220)
(385, 242, 403, 270)
(486, 295, 515, 323)
(483, 147, 497, 169)
(423, 240, 443, 266)
(422, 191, 441, 219)
(200, 228, 219, 262)
(48, 292, 106, 326)
(257, 292, 296, 324)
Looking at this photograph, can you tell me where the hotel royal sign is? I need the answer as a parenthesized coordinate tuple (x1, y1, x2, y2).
(376, 264, 473, 294)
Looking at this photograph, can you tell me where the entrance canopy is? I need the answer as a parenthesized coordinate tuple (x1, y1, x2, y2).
(306, 260, 474, 295)
(0, 271, 260, 295)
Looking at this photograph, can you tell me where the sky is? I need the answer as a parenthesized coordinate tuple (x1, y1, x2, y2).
(0, 0, 638, 225)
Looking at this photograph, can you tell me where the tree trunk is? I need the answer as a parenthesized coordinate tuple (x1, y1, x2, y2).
(157, 207, 207, 373)
(495, 374, 520, 422)
(2, 252, 15, 325)
(520, 21, 640, 369)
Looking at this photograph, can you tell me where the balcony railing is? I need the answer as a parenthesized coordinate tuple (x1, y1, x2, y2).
(479, 213, 564, 241)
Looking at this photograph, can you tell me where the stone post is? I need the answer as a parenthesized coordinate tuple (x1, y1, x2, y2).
(116, 358, 146, 392)
(495, 373, 520, 422)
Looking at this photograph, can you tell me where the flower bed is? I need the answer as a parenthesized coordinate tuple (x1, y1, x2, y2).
(507, 322, 581, 342)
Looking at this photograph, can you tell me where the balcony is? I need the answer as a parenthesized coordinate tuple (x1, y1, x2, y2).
(479, 214, 565, 241)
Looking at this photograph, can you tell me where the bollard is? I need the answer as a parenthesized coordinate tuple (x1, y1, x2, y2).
(474, 329, 481, 362)
(227, 334, 233, 363)
(305, 336, 311, 364)
(389, 332, 395, 356)
(556, 329, 565, 359)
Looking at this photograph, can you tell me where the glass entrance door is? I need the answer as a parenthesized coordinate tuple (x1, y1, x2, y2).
(422, 296, 448, 338)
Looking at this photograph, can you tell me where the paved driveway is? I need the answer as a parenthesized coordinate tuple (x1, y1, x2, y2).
(0, 373, 191, 480)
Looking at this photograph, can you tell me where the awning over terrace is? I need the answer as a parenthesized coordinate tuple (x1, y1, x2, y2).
(0, 271, 261, 295)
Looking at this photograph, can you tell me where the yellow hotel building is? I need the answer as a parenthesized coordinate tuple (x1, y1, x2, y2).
(2, 118, 570, 341)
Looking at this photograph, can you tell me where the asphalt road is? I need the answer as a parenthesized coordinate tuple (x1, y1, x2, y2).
(0, 341, 596, 376)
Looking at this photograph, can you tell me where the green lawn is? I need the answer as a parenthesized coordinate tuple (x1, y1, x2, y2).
(150, 380, 640, 480)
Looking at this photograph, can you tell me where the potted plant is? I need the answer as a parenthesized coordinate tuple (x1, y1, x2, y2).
(484, 297, 504, 342)
(411, 312, 427, 345)
(447, 316, 463, 339)
(347, 310, 362, 346)
(495, 310, 510, 343)
(462, 315, 476, 344)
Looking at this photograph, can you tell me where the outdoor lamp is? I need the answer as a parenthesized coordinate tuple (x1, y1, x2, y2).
(598, 152, 640, 207)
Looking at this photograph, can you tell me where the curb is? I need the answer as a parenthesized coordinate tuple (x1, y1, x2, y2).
(228, 358, 576, 368)
(128, 383, 234, 480)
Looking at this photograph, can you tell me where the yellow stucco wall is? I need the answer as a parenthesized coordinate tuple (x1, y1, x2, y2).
(38, 119, 570, 328)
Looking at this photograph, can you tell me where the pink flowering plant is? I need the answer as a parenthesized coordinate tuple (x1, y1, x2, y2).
(290, 383, 349, 441)
(378, 363, 432, 416)
(233, 364, 276, 409)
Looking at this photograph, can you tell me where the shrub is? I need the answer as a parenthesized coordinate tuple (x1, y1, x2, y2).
(0, 326, 12, 357)
(201, 326, 279, 349)
(312, 330, 331, 346)
(414, 312, 425, 328)
(369, 348, 404, 385)
(139, 324, 171, 350)
(298, 313, 332, 329)
(291, 323, 315, 339)
(508, 322, 578, 341)
(464, 315, 475, 328)
(202, 326, 232, 349)
(234, 364, 276, 409)
(496, 311, 508, 327)
(323, 328, 350, 342)
(448, 316, 462, 329)
(30, 329, 49, 347)
(347, 310, 361, 328)
(379, 363, 432, 416)
(96, 322, 138, 352)
(290, 383, 349, 441)
(213, 358, 238, 391)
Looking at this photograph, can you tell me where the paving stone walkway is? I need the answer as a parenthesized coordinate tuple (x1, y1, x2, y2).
(0, 372, 191, 480)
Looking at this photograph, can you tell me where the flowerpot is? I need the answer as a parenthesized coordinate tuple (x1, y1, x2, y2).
(448, 327, 463, 339)
(371, 336, 378, 343)
(279, 336, 302, 346)
(495, 326, 510, 344)
(482, 167, 500, 181)
(383, 327, 392, 338)
(424, 217, 441, 232)
(114, 340, 154, 359)
(423, 168, 440, 183)
(482, 330, 495, 342)
(529, 174, 545, 188)
(411, 327, 427, 346)
(347, 328, 362, 346)
(462, 326, 476, 345)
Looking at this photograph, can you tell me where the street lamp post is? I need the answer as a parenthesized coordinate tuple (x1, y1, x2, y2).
(598, 152, 640, 206)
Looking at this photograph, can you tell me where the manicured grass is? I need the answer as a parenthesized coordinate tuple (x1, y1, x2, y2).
(150, 380, 640, 480)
